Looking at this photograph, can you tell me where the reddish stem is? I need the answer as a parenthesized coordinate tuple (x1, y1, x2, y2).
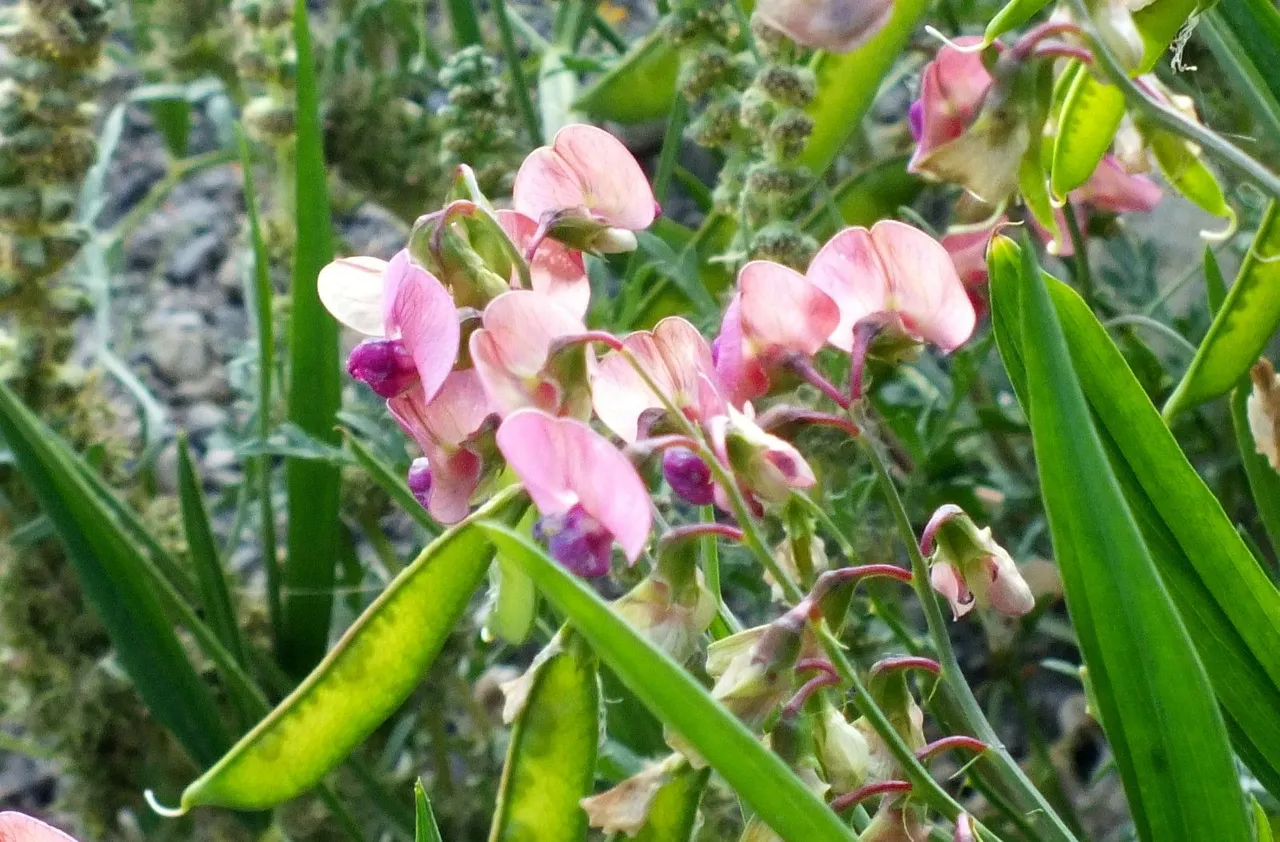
(916, 735, 989, 762)
(920, 504, 964, 555)
(757, 406, 861, 440)
(1032, 43, 1094, 63)
(1012, 21, 1085, 59)
(782, 672, 841, 718)
(850, 318, 886, 402)
(784, 355, 851, 409)
(552, 330, 626, 353)
(869, 656, 943, 680)
(660, 522, 745, 547)
(795, 658, 840, 679)
(829, 780, 913, 813)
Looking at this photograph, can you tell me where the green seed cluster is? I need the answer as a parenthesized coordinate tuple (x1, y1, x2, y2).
(438, 45, 521, 197)
(233, 0, 297, 143)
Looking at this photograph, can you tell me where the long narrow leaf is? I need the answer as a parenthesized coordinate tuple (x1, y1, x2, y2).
(0, 384, 230, 766)
(414, 780, 443, 842)
(478, 523, 856, 842)
(997, 237, 1252, 841)
(282, 0, 343, 674)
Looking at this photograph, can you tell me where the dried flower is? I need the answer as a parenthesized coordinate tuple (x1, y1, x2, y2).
(1249, 359, 1280, 471)
(922, 504, 1036, 618)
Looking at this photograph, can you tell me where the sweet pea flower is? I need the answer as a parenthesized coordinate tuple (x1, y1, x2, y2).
(807, 222, 975, 367)
(388, 370, 496, 524)
(941, 216, 1005, 287)
(0, 813, 79, 842)
(497, 409, 652, 577)
(715, 261, 840, 407)
(495, 209, 591, 318)
(318, 249, 460, 402)
(710, 404, 817, 505)
(907, 38, 994, 177)
(922, 504, 1035, 619)
(1036, 156, 1162, 255)
(470, 290, 590, 418)
(592, 316, 727, 443)
(513, 124, 659, 254)
(756, 0, 894, 53)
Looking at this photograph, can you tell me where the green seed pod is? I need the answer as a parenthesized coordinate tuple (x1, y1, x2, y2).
(754, 64, 817, 109)
(750, 221, 818, 270)
(688, 94, 742, 149)
(678, 43, 739, 100)
(768, 108, 815, 159)
(743, 160, 808, 203)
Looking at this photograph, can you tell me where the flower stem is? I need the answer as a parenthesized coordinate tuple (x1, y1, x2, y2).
(1062, 198, 1095, 307)
(859, 433, 1080, 842)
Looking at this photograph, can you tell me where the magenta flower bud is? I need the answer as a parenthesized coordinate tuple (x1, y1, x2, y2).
(347, 338, 420, 398)
(908, 99, 924, 142)
(533, 504, 615, 578)
(662, 447, 715, 505)
(407, 457, 433, 509)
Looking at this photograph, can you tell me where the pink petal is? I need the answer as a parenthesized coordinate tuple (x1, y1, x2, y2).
(983, 554, 1037, 616)
(714, 294, 772, 407)
(513, 146, 588, 222)
(1077, 155, 1163, 214)
(470, 290, 585, 415)
(385, 250, 461, 403)
(806, 227, 893, 352)
(941, 218, 1004, 286)
(651, 317, 720, 412)
(909, 38, 992, 170)
(547, 125, 658, 231)
(930, 562, 974, 619)
(870, 220, 976, 351)
(756, 0, 894, 52)
(496, 209, 591, 318)
(317, 255, 390, 336)
(0, 813, 79, 842)
(738, 260, 841, 357)
(497, 410, 652, 560)
(591, 333, 666, 444)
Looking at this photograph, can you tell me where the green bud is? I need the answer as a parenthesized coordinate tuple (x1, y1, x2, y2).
(750, 222, 817, 270)
(769, 108, 814, 159)
(754, 64, 817, 109)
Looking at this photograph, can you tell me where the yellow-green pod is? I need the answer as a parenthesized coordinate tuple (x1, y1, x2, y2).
(1146, 129, 1236, 233)
(155, 491, 519, 815)
(1049, 67, 1126, 199)
(634, 765, 711, 842)
(489, 633, 600, 842)
(1020, 136, 1061, 250)
(983, 0, 1054, 45)
(486, 508, 539, 645)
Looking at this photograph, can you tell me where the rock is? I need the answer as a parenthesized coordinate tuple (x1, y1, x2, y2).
(145, 309, 211, 384)
(174, 366, 232, 403)
(154, 441, 180, 495)
(167, 231, 227, 285)
(184, 401, 228, 433)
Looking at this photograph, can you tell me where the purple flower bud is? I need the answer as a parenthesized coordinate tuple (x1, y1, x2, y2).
(662, 447, 715, 506)
(407, 457, 433, 509)
(347, 338, 419, 398)
(908, 99, 924, 142)
(533, 504, 614, 578)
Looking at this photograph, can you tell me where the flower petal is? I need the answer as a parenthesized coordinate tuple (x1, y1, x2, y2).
(870, 220, 976, 351)
(546, 124, 658, 231)
(930, 561, 975, 619)
(513, 146, 589, 222)
(909, 38, 992, 169)
(0, 813, 79, 842)
(496, 209, 591, 318)
(591, 333, 665, 443)
(1077, 154, 1163, 214)
(756, 0, 894, 52)
(471, 290, 586, 415)
(713, 294, 771, 407)
(806, 227, 893, 352)
(385, 250, 462, 402)
(651, 316, 721, 413)
(497, 409, 652, 561)
(941, 217, 1004, 287)
(317, 255, 389, 335)
(738, 260, 840, 357)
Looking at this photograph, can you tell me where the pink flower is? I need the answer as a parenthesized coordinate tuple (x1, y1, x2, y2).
(0, 812, 79, 842)
(497, 409, 652, 577)
(318, 250, 460, 401)
(469, 290, 590, 418)
(513, 124, 659, 253)
(755, 0, 894, 53)
(806, 221, 976, 353)
(715, 261, 840, 407)
(907, 38, 993, 172)
(710, 405, 817, 505)
(1035, 155, 1162, 255)
(495, 209, 591, 318)
(591, 316, 727, 443)
(922, 504, 1035, 619)
(941, 215, 1007, 287)
(388, 370, 496, 524)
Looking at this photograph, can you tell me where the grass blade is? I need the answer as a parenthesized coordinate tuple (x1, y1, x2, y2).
(414, 780, 443, 842)
(0, 384, 230, 766)
(282, 0, 343, 674)
(343, 432, 439, 537)
(996, 236, 1252, 840)
(478, 523, 856, 842)
(176, 433, 246, 668)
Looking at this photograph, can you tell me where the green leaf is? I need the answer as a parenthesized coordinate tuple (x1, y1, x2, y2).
(798, 0, 933, 174)
(634, 766, 709, 842)
(149, 97, 191, 158)
(444, 0, 482, 46)
(1163, 202, 1280, 419)
(478, 524, 856, 842)
(635, 230, 717, 318)
(282, 0, 343, 675)
(1214, 0, 1280, 120)
(1200, 9, 1280, 150)
(176, 489, 522, 812)
(414, 780, 443, 842)
(984, 0, 1054, 45)
(805, 156, 924, 239)
(489, 633, 599, 842)
(176, 433, 246, 669)
(574, 28, 680, 124)
(992, 241, 1280, 792)
(1010, 235, 1252, 842)
(0, 384, 231, 767)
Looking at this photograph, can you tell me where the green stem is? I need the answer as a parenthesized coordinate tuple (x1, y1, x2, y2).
(1061, 198, 1094, 306)
(654, 96, 689, 206)
(492, 0, 543, 146)
(1063, 0, 1280, 200)
(700, 504, 740, 637)
(859, 435, 1080, 842)
(104, 148, 237, 247)
(444, 0, 483, 47)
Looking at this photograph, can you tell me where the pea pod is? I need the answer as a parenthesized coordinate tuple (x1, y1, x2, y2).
(167, 488, 523, 813)
(1049, 0, 1199, 196)
(1163, 202, 1280, 419)
(634, 765, 710, 842)
(983, 0, 1054, 45)
(489, 633, 600, 842)
(486, 509, 539, 645)
(1145, 128, 1236, 229)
